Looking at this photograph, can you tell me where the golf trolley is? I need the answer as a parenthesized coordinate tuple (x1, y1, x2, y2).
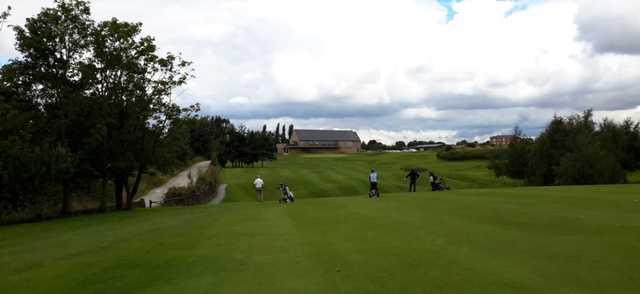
(369, 183, 380, 198)
(278, 184, 295, 203)
(431, 176, 450, 191)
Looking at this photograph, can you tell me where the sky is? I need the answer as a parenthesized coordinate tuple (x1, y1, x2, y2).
(1, 0, 640, 144)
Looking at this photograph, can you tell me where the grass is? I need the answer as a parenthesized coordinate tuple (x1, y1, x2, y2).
(1, 185, 640, 293)
(222, 151, 521, 202)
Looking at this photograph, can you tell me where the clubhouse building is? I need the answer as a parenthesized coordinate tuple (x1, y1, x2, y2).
(278, 129, 362, 154)
(490, 135, 515, 146)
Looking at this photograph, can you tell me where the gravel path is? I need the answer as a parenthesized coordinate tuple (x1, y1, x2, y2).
(140, 161, 211, 208)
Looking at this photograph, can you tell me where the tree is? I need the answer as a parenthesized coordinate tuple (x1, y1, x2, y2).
(407, 140, 441, 148)
(492, 110, 635, 186)
(366, 140, 385, 151)
(489, 126, 533, 179)
(0, 5, 11, 30)
(5, 0, 192, 212)
(9, 0, 96, 215)
(281, 124, 287, 143)
(394, 141, 406, 149)
(275, 123, 280, 142)
(89, 18, 192, 209)
(288, 124, 294, 141)
(0, 80, 77, 220)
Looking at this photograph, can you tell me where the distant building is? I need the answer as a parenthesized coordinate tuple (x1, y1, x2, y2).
(285, 129, 361, 154)
(490, 135, 515, 146)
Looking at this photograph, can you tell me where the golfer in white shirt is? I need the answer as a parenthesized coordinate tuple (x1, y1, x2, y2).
(254, 176, 265, 202)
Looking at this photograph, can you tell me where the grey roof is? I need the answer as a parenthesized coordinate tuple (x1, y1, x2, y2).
(294, 129, 361, 141)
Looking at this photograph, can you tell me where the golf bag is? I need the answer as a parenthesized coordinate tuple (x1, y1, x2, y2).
(369, 182, 380, 198)
(431, 176, 450, 191)
(278, 184, 295, 203)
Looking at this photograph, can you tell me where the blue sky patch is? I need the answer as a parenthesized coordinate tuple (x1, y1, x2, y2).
(505, 0, 541, 17)
(437, 0, 542, 21)
(437, 0, 462, 22)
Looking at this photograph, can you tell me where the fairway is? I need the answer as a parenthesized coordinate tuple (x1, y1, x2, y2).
(222, 151, 521, 202)
(2, 185, 640, 293)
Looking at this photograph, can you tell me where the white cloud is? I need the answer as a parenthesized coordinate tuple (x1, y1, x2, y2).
(595, 106, 640, 123)
(229, 96, 251, 105)
(2, 0, 640, 142)
(356, 129, 458, 144)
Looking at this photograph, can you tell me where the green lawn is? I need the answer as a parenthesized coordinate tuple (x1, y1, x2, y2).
(2, 185, 640, 293)
(222, 151, 521, 202)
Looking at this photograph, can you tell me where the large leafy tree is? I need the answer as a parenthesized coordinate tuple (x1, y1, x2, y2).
(85, 17, 192, 209)
(8, 0, 95, 214)
(3, 0, 192, 212)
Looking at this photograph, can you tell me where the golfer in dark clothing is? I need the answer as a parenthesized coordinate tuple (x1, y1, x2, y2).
(428, 171, 437, 191)
(406, 169, 420, 192)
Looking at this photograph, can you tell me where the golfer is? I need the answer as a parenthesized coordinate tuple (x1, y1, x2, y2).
(428, 170, 437, 191)
(254, 176, 264, 202)
(406, 169, 420, 192)
(369, 169, 379, 196)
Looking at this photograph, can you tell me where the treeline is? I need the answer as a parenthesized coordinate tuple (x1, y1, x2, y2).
(0, 1, 277, 223)
(218, 125, 278, 168)
(361, 140, 446, 151)
(166, 115, 282, 169)
(490, 110, 640, 185)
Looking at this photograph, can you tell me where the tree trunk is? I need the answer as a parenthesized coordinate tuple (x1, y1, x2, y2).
(99, 178, 107, 212)
(125, 167, 144, 210)
(114, 175, 124, 210)
(60, 181, 72, 216)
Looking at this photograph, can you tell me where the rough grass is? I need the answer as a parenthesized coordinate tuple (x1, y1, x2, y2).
(222, 151, 521, 202)
(2, 185, 640, 293)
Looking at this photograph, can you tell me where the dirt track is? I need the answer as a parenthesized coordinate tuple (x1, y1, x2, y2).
(140, 161, 211, 208)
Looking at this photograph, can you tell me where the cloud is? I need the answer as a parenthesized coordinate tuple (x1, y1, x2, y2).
(2, 0, 640, 143)
(576, 0, 640, 55)
(594, 106, 640, 123)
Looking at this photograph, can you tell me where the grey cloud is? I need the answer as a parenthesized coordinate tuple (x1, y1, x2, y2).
(198, 99, 408, 120)
(579, 29, 640, 55)
(576, 1, 640, 55)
